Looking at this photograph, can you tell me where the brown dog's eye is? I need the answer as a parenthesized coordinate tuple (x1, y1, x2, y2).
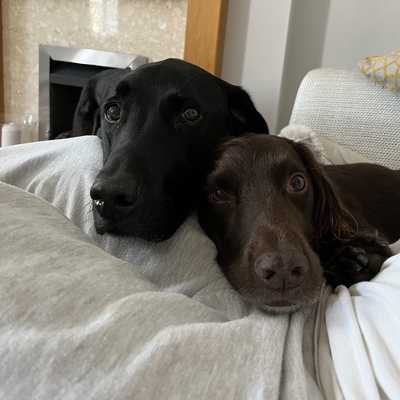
(287, 174, 307, 193)
(209, 188, 230, 203)
(104, 103, 121, 123)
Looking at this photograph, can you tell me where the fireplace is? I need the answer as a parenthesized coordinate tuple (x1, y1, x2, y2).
(39, 45, 149, 140)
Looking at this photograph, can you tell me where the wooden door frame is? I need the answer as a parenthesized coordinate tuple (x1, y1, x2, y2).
(0, 0, 228, 120)
(184, 0, 228, 76)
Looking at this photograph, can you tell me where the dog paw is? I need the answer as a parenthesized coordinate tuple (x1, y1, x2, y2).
(322, 234, 392, 288)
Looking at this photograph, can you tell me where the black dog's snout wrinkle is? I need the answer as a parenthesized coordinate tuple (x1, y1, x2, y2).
(254, 252, 308, 291)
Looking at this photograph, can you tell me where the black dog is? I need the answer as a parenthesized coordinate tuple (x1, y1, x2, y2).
(199, 135, 399, 311)
(72, 59, 268, 241)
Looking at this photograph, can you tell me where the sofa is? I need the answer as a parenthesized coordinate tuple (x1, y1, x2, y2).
(0, 69, 399, 400)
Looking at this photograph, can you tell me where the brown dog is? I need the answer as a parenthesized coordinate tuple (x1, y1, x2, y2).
(198, 134, 400, 312)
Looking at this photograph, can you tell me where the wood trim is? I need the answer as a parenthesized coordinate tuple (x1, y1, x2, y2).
(184, 0, 228, 76)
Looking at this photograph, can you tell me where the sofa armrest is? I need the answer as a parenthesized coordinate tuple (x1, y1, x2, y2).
(290, 68, 400, 168)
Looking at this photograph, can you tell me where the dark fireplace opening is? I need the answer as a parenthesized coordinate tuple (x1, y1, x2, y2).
(50, 83, 83, 138)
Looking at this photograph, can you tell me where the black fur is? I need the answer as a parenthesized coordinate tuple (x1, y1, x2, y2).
(72, 58, 269, 241)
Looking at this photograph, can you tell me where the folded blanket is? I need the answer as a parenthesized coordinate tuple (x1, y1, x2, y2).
(0, 138, 322, 400)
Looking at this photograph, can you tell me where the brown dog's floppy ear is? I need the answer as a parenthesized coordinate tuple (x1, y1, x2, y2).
(292, 141, 358, 243)
(222, 82, 269, 135)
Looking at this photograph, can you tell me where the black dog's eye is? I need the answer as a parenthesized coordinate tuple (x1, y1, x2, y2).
(181, 108, 201, 124)
(104, 103, 121, 123)
(209, 188, 231, 204)
(287, 173, 307, 193)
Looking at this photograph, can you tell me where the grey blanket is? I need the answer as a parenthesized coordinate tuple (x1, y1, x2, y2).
(0, 137, 322, 399)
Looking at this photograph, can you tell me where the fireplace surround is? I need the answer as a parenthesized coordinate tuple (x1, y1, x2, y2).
(39, 45, 148, 140)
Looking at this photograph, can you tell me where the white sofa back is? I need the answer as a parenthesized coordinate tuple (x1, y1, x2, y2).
(290, 68, 400, 169)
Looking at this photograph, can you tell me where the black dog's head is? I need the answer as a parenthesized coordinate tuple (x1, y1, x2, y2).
(75, 59, 268, 241)
(199, 135, 357, 312)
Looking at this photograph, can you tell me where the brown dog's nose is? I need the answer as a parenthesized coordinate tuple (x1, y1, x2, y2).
(90, 179, 138, 216)
(254, 253, 308, 290)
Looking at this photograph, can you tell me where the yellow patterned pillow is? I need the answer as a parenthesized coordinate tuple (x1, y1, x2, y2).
(359, 49, 400, 91)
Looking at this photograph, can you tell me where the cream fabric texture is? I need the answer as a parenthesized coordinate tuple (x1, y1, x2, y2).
(290, 69, 400, 169)
(279, 124, 370, 165)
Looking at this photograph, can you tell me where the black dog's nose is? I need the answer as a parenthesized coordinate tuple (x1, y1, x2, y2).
(254, 253, 308, 291)
(90, 180, 138, 214)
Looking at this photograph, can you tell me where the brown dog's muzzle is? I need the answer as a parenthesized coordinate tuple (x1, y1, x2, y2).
(245, 224, 323, 310)
(253, 250, 309, 291)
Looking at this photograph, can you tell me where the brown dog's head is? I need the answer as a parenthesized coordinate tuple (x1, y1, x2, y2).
(198, 134, 356, 312)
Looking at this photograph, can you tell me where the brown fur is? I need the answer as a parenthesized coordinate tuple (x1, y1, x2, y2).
(198, 134, 400, 311)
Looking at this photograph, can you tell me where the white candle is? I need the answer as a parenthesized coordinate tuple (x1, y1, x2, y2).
(1, 123, 21, 147)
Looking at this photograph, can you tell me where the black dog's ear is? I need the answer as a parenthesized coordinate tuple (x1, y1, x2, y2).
(72, 81, 100, 136)
(292, 141, 358, 243)
(223, 83, 269, 135)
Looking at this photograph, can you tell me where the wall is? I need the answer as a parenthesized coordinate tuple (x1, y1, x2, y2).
(2, 0, 187, 141)
(321, 0, 400, 68)
(223, 0, 400, 133)
(277, 0, 330, 130)
(222, 0, 292, 133)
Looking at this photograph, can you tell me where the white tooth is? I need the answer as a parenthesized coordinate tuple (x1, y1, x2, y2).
(94, 200, 104, 208)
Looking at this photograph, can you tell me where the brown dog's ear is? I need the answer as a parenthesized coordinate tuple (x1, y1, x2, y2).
(292, 141, 357, 242)
(222, 83, 269, 135)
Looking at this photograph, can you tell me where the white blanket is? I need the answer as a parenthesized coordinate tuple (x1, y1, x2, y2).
(320, 253, 400, 400)
(0, 137, 322, 400)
